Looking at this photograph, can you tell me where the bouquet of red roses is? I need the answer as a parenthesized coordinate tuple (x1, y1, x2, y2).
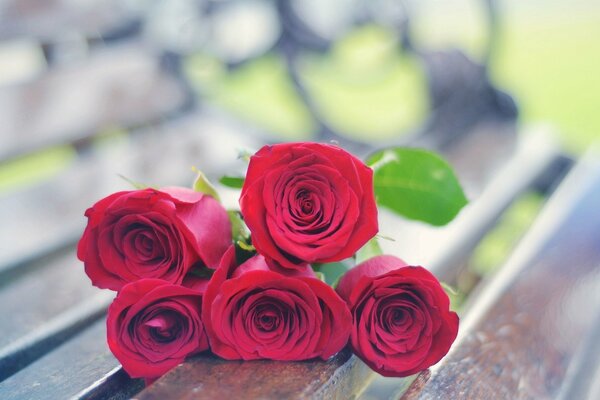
(77, 142, 463, 382)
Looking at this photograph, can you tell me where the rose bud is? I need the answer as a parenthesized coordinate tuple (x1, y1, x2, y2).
(336, 255, 459, 377)
(106, 279, 209, 379)
(202, 246, 351, 361)
(77, 187, 231, 291)
(240, 142, 378, 270)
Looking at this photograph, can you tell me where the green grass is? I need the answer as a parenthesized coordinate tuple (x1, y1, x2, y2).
(301, 25, 428, 142)
(491, 3, 600, 153)
(184, 54, 315, 141)
(184, 25, 427, 142)
(0, 146, 76, 194)
(470, 192, 544, 276)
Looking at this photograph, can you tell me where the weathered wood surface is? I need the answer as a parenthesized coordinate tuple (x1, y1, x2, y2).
(0, 250, 112, 380)
(402, 150, 600, 399)
(0, 112, 259, 278)
(0, 45, 187, 160)
(0, 122, 552, 399)
(136, 348, 373, 400)
(0, 0, 135, 42)
(0, 319, 143, 400)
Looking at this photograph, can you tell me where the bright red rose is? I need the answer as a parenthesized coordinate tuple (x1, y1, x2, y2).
(106, 279, 209, 379)
(239, 142, 378, 270)
(77, 187, 231, 291)
(336, 255, 459, 377)
(202, 247, 351, 360)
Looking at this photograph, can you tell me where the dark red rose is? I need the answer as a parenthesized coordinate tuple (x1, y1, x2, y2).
(336, 255, 459, 377)
(106, 279, 209, 379)
(202, 247, 351, 360)
(239, 142, 378, 270)
(77, 187, 231, 291)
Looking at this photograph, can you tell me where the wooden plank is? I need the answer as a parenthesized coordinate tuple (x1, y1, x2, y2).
(401, 149, 600, 399)
(0, 112, 260, 279)
(0, 0, 136, 42)
(0, 45, 187, 160)
(0, 319, 143, 400)
(0, 250, 112, 381)
(136, 348, 373, 400)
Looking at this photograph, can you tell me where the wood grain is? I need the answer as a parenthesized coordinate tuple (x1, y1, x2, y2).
(0, 45, 186, 160)
(402, 151, 600, 399)
(136, 348, 373, 400)
(0, 250, 112, 380)
(0, 319, 143, 400)
(0, 111, 259, 279)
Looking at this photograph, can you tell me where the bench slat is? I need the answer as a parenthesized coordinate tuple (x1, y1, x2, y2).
(0, 45, 186, 160)
(136, 349, 373, 400)
(0, 112, 259, 279)
(0, 319, 143, 400)
(0, 250, 112, 380)
(402, 149, 600, 399)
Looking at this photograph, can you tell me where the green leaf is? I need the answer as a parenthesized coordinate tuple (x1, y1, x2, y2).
(440, 281, 465, 311)
(314, 271, 326, 283)
(228, 210, 250, 243)
(440, 281, 458, 297)
(368, 147, 468, 226)
(192, 168, 221, 202)
(234, 241, 256, 266)
(117, 174, 148, 190)
(355, 237, 383, 264)
(236, 240, 255, 252)
(219, 175, 245, 189)
(312, 262, 351, 287)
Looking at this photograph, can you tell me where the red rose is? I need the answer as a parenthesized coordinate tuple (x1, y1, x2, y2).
(106, 279, 209, 379)
(77, 187, 231, 291)
(202, 247, 351, 360)
(336, 255, 459, 377)
(240, 142, 378, 270)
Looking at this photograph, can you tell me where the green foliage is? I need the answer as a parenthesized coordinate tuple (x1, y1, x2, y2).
(219, 175, 245, 189)
(312, 262, 351, 287)
(184, 54, 315, 140)
(491, 3, 600, 154)
(355, 237, 383, 264)
(228, 210, 250, 243)
(117, 174, 148, 190)
(0, 146, 76, 194)
(192, 168, 221, 202)
(234, 240, 256, 266)
(301, 25, 428, 141)
(441, 281, 466, 312)
(368, 147, 467, 226)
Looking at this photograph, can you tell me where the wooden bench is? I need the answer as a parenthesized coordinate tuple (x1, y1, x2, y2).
(3, 112, 588, 399)
(1, 6, 599, 398)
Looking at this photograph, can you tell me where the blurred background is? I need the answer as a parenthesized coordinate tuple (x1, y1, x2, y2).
(0, 0, 599, 398)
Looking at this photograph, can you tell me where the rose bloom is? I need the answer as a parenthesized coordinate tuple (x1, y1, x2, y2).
(77, 187, 231, 291)
(336, 255, 459, 377)
(202, 246, 351, 360)
(106, 279, 209, 379)
(240, 142, 378, 270)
